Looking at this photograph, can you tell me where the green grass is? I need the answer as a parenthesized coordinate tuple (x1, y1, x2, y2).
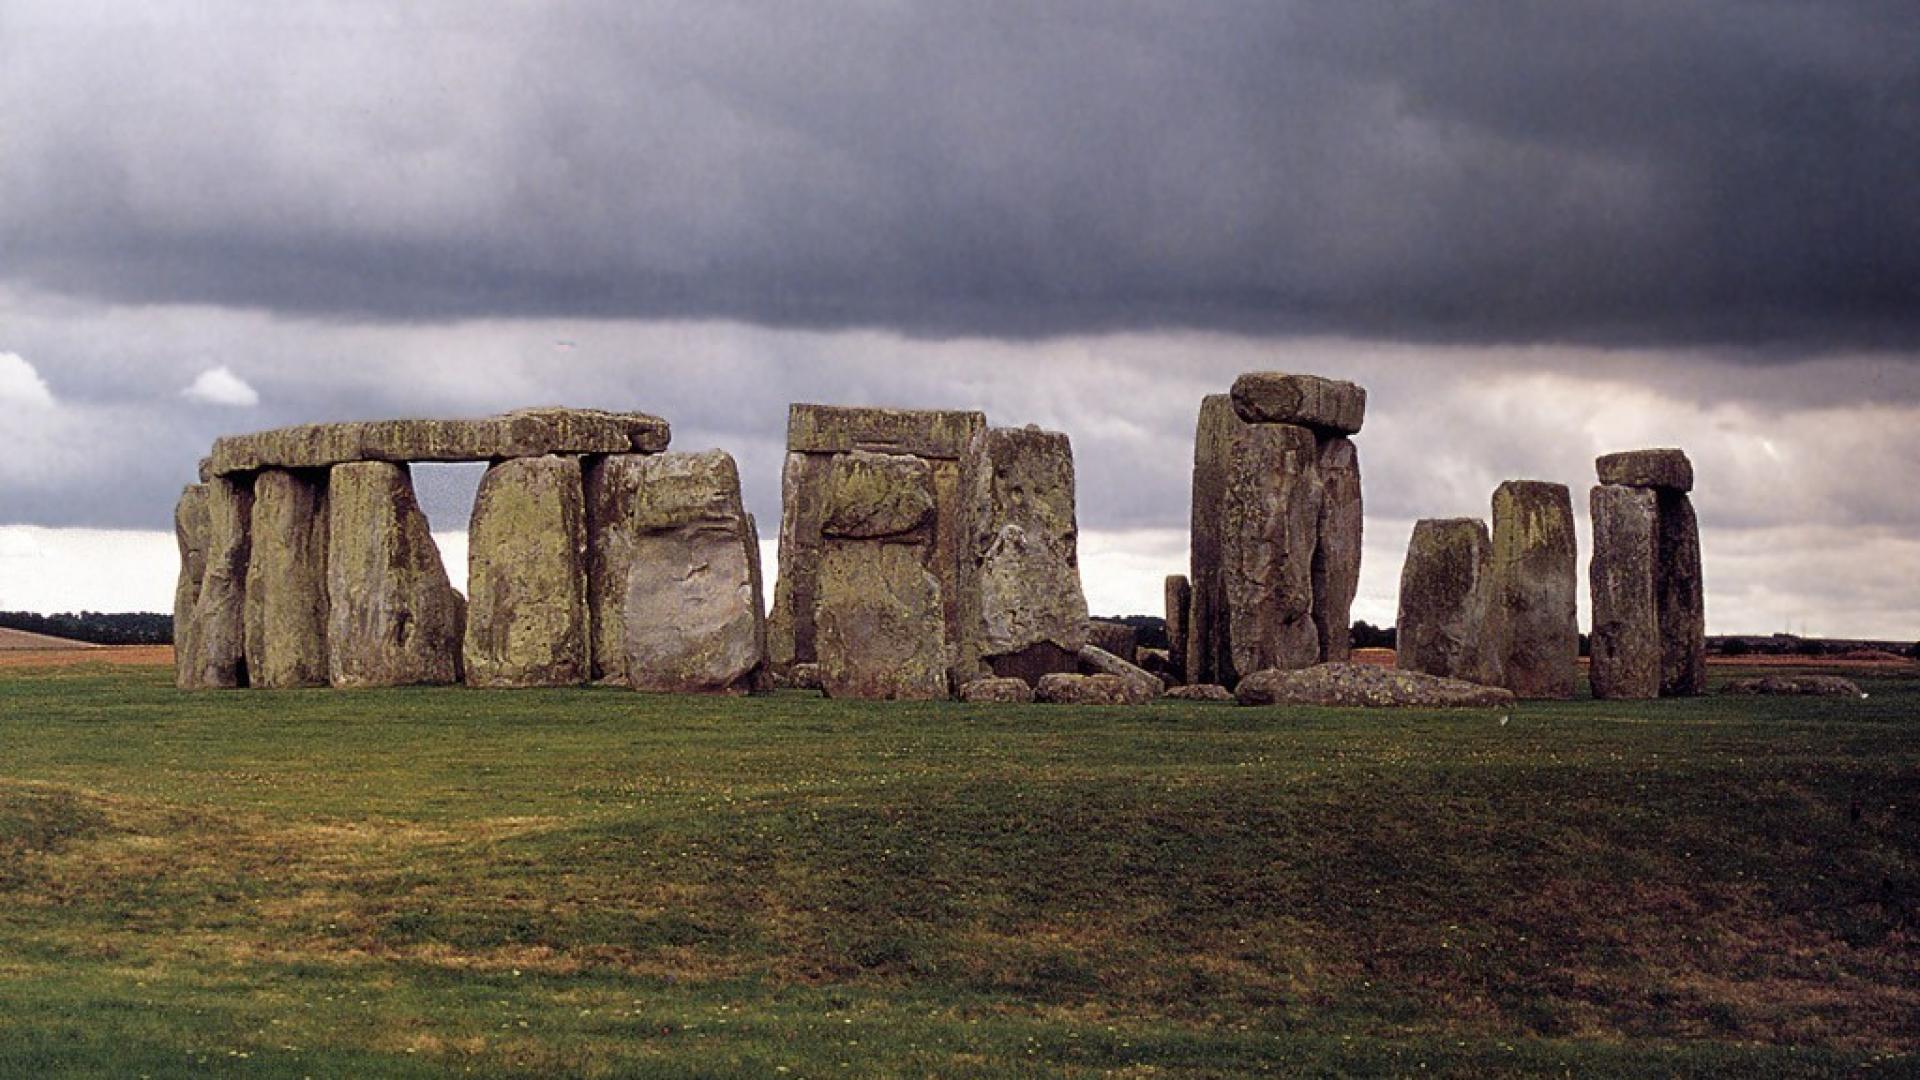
(0, 661, 1915, 1078)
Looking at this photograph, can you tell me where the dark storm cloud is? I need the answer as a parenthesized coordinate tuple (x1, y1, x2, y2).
(3, 1, 1917, 344)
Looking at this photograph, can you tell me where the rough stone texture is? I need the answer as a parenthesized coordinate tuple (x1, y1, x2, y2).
(1166, 683, 1236, 703)
(1137, 648, 1177, 682)
(1236, 663, 1517, 709)
(1229, 372, 1367, 435)
(243, 469, 330, 689)
(463, 456, 591, 688)
(1490, 481, 1578, 700)
(1187, 396, 1234, 687)
(985, 641, 1081, 686)
(821, 451, 936, 539)
(1312, 436, 1363, 663)
(815, 541, 949, 700)
(1087, 620, 1139, 662)
(768, 451, 832, 670)
(1395, 518, 1503, 687)
(785, 663, 824, 691)
(1589, 485, 1662, 700)
(326, 462, 465, 688)
(182, 475, 253, 689)
(1165, 574, 1192, 683)
(1657, 491, 1708, 698)
(208, 408, 670, 476)
(1036, 672, 1155, 706)
(172, 485, 211, 689)
(1222, 421, 1326, 679)
(623, 518, 765, 695)
(1076, 644, 1166, 698)
(1722, 675, 1864, 697)
(787, 403, 986, 459)
(1597, 448, 1694, 493)
(959, 676, 1036, 704)
(974, 427, 1090, 669)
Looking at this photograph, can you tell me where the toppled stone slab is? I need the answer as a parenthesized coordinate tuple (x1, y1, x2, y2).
(326, 462, 466, 688)
(1313, 435, 1363, 663)
(959, 676, 1036, 704)
(821, 451, 936, 539)
(1037, 672, 1156, 706)
(1166, 683, 1235, 703)
(815, 541, 949, 700)
(181, 476, 252, 689)
(1490, 481, 1578, 700)
(172, 485, 211, 689)
(1589, 485, 1662, 700)
(1236, 663, 1517, 709)
(465, 455, 591, 688)
(1087, 619, 1139, 661)
(1722, 675, 1864, 698)
(244, 469, 330, 689)
(207, 408, 670, 476)
(1229, 372, 1367, 435)
(1396, 518, 1503, 687)
(1597, 448, 1694, 493)
(787, 403, 987, 460)
(1077, 644, 1166, 698)
(975, 426, 1089, 669)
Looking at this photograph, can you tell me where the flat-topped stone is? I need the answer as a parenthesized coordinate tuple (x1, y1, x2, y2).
(207, 408, 670, 475)
(1596, 448, 1693, 493)
(1229, 372, 1367, 435)
(787, 403, 987, 460)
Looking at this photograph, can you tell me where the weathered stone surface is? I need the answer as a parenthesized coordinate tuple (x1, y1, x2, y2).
(172, 485, 211, 689)
(182, 476, 253, 689)
(1395, 518, 1503, 686)
(1165, 574, 1192, 684)
(985, 641, 1081, 686)
(975, 426, 1090, 667)
(787, 403, 986, 460)
(1187, 396, 1235, 687)
(1087, 619, 1139, 662)
(1237, 663, 1517, 709)
(1313, 436, 1363, 663)
(1490, 481, 1578, 700)
(1166, 683, 1236, 703)
(768, 452, 833, 669)
(1597, 448, 1694, 493)
(815, 541, 949, 700)
(1589, 485, 1661, 700)
(326, 462, 465, 688)
(623, 516, 765, 695)
(465, 456, 591, 688)
(1722, 675, 1863, 697)
(243, 469, 330, 689)
(1222, 421, 1325, 679)
(1077, 644, 1167, 698)
(208, 408, 670, 476)
(785, 662, 824, 691)
(1229, 372, 1367, 435)
(1036, 672, 1155, 706)
(959, 676, 1036, 704)
(821, 451, 936, 539)
(1657, 491, 1708, 698)
(1137, 648, 1177, 682)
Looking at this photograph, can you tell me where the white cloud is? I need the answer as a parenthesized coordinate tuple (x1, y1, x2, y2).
(0, 352, 56, 408)
(182, 365, 260, 407)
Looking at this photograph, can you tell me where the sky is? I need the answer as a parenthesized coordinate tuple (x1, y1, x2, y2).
(2, 2, 1916, 639)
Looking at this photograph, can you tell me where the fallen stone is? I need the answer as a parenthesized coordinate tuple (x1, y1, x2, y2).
(1036, 672, 1156, 706)
(1077, 644, 1167, 698)
(1137, 647, 1177, 682)
(1395, 518, 1503, 687)
(1589, 485, 1661, 700)
(1165, 574, 1192, 683)
(207, 408, 670, 476)
(1165, 683, 1236, 703)
(465, 456, 591, 688)
(1490, 481, 1578, 700)
(172, 485, 211, 689)
(787, 403, 987, 460)
(1229, 372, 1367, 435)
(1597, 448, 1694, 493)
(1087, 619, 1139, 662)
(1313, 435, 1364, 663)
(821, 450, 936, 539)
(1236, 663, 1517, 708)
(975, 426, 1090, 668)
(959, 676, 1036, 704)
(1657, 491, 1708, 698)
(243, 469, 330, 689)
(182, 475, 253, 689)
(815, 541, 949, 700)
(326, 462, 465, 688)
(1721, 675, 1863, 698)
(1222, 420, 1325, 678)
(984, 641, 1082, 686)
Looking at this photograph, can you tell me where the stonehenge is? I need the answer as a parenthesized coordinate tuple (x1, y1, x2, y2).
(1590, 449, 1706, 698)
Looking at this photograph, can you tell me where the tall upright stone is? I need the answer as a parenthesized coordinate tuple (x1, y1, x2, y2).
(1164, 574, 1192, 685)
(1490, 481, 1578, 699)
(243, 469, 330, 689)
(182, 475, 253, 689)
(813, 451, 949, 700)
(767, 451, 832, 670)
(973, 426, 1091, 684)
(326, 462, 465, 688)
(1657, 490, 1707, 697)
(465, 455, 591, 688)
(1221, 420, 1325, 680)
(1187, 396, 1236, 687)
(1589, 485, 1661, 700)
(1396, 518, 1503, 686)
(172, 484, 211, 689)
(1313, 436, 1363, 663)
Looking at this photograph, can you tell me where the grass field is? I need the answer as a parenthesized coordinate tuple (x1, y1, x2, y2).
(0, 659, 1915, 1078)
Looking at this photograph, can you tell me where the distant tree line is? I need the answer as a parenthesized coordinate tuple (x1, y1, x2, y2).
(0, 611, 173, 646)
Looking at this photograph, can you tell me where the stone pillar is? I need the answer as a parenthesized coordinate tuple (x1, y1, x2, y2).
(182, 475, 253, 689)
(973, 426, 1090, 685)
(243, 469, 331, 689)
(326, 461, 465, 688)
(1222, 420, 1325, 680)
(1187, 396, 1235, 687)
(172, 484, 211, 689)
(1490, 480, 1578, 699)
(1589, 484, 1661, 700)
(465, 455, 591, 688)
(1657, 490, 1707, 697)
(1164, 574, 1191, 685)
(767, 451, 832, 671)
(1592, 449, 1705, 699)
(1395, 517, 1503, 686)
(1313, 436, 1363, 663)
(813, 451, 949, 700)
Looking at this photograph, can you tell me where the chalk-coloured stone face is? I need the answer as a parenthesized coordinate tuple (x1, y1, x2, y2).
(814, 541, 949, 701)
(1490, 480, 1579, 700)
(1395, 517, 1503, 687)
(1236, 663, 1516, 709)
(207, 408, 670, 476)
(1036, 672, 1155, 706)
(1229, 372, 1367, 435)
(172, 484, 211, 689)
(974, 426, 1090, 668)
(183, 475, 254, 690)
(465, 455, 591, 688)
(821, 451, 936, 539)
(623, 520, 765, 695)
(1222, 421, 1325, 679)
(1589, 484, 1662, 700)
(1656, 491, 1707, 697)
(244, 469, 331, 689)
(326, 461, 465, 688)
(1312, 436, 1364, 664)
(1076, 644, 1166, 698)
(1596, 448, 1694, 493)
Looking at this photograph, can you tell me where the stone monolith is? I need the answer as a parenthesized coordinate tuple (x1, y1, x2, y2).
(1396, 518, 1503, 686)
(326, 462, 465, 688)
(1589, 485, 1661, 700)
(1657, 491, 1707, 697)
(813, 452, 949, 700)
(1313, 436, 1363, 663)
(1165, 574, 1192, 684)
(1229, 372, 1368, 435)
(465, 455, 591, 688)
(172, 484, 211, 689)
(1222, 420, 1325, 679)
(243, 469, 330, 689)
(974, 426, 1090, 682)
(182, 475, 253, 689)
(1490, 481, 1578, 699)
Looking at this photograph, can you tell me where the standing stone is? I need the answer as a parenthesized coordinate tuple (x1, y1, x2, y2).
(974, 427, 1090, 683)
(1490, 481, 1578, 699)
(1187, 396, 1236, 687)
(172, 485, 211, 689)
(465, 455, 591, 688)
(1164, 574, 1191, 684)
(767, 451, 832, 670)
(1222, 421, 1325, 680)
(326, 462, 465, 688)
(813, 451, 949, 700)
(1657, 491, 1707, 697)
(1312, 436, 1363, 663)
(1395, 518, 1503, 686)
(182, 475, 253, 689)
(243, 469, 330, 689)
(1589, 485, 1661, 700)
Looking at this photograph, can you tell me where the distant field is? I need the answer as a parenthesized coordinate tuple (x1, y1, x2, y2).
(0, 627, 100, 652)
(0, 659, 1914, 1078)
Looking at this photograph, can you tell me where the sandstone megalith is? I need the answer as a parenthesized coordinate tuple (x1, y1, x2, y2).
(1313, 436, 1364, 663)
(1656, 489, 1707, 697)
(1489, 480, 1578, 699)
(1395, 518, 1503, 686)
(974, 426, 1090, 683)
(464, 455, 591, 688)
(1597, 449, 1693, 493)
(1589, 485, 1662, 700)
(172, 484, 211, 689)
(326, 462, 465, 688)
(1222, 420, 1325, 678)
(1164, 574, 1192, 684)
(243, 469, 330, 689)
(182, 475, 254, 689)
(1237, 663, 1516, 709)
(1229, 372, 1367, 434)
(208, 408, 669, 476)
